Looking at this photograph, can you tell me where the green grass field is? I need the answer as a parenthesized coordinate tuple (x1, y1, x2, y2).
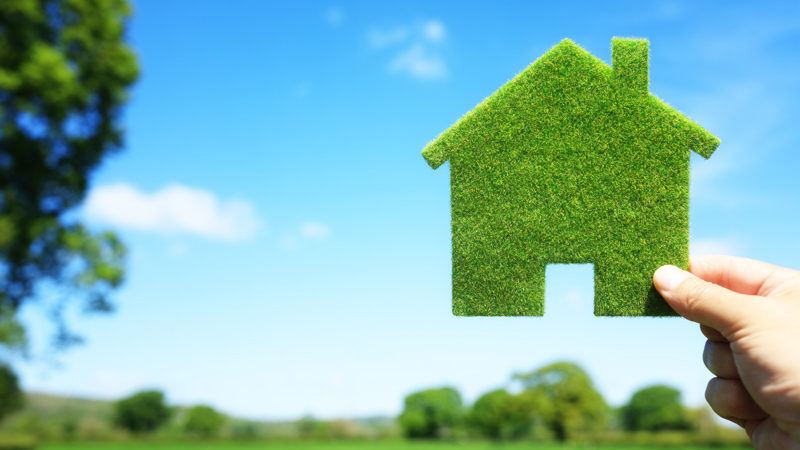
(39, 441, 749, 450)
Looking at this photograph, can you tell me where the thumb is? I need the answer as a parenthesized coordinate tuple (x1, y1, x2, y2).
(654, 265, 763, 336)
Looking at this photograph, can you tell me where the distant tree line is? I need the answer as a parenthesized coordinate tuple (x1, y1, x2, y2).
(399, 362, 610, 442)
(0, 361, 748, 445)
(0, 388, 395, 442)
(0, 389, 229, 441)
(111, 390, 227, 437)
(398, 361, 746, 446)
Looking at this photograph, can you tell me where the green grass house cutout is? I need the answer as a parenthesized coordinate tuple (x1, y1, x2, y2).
(422, 37, 720, 316)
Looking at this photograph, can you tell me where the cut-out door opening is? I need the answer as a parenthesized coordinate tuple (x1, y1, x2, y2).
(544, 264, 595, 318)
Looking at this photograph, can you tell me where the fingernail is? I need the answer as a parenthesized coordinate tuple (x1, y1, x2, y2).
(654, 265, 690, 296)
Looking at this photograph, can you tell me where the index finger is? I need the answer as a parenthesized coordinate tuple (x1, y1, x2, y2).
(689, 254, 795, 296)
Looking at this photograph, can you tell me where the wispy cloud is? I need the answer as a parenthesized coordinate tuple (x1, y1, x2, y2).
(421, 20, 446, 43)
(691, 14, 800, 63)
(85, 183, 261, 242)
(368, 19, 448, 80)
(689, 82, 778, 178)
(686, 80, 787, 210)
(690, 236, 744, 256)
(323, 6, 345, 27)
(300, 222, 331, 240)
(389, 44, 447, 80)
(679, 9, 799, 210)
(279, 222, 331, 250)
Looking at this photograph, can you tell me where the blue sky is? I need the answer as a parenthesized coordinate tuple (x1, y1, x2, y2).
(16, 0, 800, 420)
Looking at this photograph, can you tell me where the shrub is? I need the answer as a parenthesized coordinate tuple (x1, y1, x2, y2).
(112, 390, 170, 434)
(183, 405, 226, 438)
(621, 384, 690, 432)
(0, 435, 36, 450)
(0, 366, 23, 422)
(398, 386, 463, 439)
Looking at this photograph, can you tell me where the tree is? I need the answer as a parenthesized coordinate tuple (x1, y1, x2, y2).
(113, 390, 170, 434)
(398, 386, 463, 439)
(296, 415, 325, 439)
(468, 388, 538, 441)
(514, 361, 609, 441)
(469, 389, 511, 440)
(231, 422, 258, 440)
(0, 0, 138, 349)
(621, 384, 690, 432)
(0, 364, 23, 422)
(183, 405, 226, 438)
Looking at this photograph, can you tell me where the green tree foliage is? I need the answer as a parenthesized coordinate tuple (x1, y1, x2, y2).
(514, 361, 609, 441)
(0, 0, 138, 348)
(468, 388, 543, 441)
(469, 389, 512, 439)
(230, 422, 258, 440)
(399, 386, 463, 439)
(183, 405, 226, 438)
(296, 415, 324, 439)
(621, 384, 690, 432)
(0, 364, 23, 422)
(112, 390, 170, 434)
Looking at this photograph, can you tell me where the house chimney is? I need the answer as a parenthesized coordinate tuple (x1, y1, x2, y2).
(612, 37, 649, 95)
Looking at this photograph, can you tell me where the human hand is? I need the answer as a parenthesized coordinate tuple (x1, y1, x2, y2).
(653, 255, 800, 450)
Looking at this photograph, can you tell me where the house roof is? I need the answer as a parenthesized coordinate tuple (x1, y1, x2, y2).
(422, 38, 720, 169)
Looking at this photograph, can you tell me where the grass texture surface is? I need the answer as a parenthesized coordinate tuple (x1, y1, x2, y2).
(40, 442, 745, 450)
(423, 38, 719, 316)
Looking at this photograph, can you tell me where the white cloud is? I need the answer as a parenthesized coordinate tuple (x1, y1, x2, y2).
(85, 183, 261, 242)
(690, 237, 743, 256)
(278, 222, 331, 250)
(422, 20, 446, 43)
(389, 44, 447, 80)
(324, 7, 345, 27)
(300, 222, 331, 240)
(368, 19, 448, 81)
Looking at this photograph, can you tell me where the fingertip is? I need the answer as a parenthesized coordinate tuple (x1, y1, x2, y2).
(653, 265, 691, 297)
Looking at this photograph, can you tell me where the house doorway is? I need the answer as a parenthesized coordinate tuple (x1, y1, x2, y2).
(544, 264, 595, 318)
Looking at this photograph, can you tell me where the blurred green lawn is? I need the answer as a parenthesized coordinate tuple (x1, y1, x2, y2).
(40, 441, 748, 450)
